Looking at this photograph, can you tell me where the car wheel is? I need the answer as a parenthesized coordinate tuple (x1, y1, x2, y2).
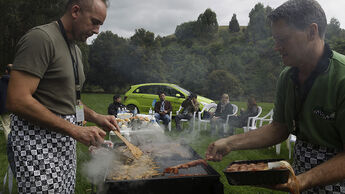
(127, 104, 139, 113)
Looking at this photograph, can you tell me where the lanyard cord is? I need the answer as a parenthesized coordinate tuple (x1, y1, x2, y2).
(57, 19, 81, 101)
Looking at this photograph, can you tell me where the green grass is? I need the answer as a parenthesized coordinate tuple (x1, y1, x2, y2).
(0, 93, 291, 194)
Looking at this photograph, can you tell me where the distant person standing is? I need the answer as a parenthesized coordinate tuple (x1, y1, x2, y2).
(108, 95, 126, 117)
(6, 0, 120, 193)
(154, 91, 172, 129)
(175, 93, 199, 131)
(0, 64, 12, 140)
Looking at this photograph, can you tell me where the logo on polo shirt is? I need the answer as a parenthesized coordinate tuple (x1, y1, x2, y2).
(313, 106, 335, 121)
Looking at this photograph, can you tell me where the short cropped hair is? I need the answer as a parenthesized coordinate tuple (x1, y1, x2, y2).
(65, 0, 109, 12)
(268, 0, 327, 39)
(113, 95, 120, 101)
(158, 91, 165, 97)
(221, 93, 229, 99)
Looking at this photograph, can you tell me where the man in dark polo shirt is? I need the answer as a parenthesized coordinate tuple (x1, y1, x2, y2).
(206, 0, 345, 193)
(6, 0, 119, 193)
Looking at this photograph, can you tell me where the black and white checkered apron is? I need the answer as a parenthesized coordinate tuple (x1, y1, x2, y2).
(7, 114, 77, 194)
(293, 139, 345, 194)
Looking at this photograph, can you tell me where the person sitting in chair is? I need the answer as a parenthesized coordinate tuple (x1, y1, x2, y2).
(175, 93, 199, 131)
(154, 91, 172, 129)
(108, 95, 126, 117)
(230, 97, 259, 128)
(211, 93, 234, 136)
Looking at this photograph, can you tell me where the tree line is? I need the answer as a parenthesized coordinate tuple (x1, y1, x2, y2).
(1, 1, 345, 102)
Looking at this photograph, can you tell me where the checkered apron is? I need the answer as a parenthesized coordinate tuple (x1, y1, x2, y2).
(293, 139, 345, 193)
(7, 114, 77, 194)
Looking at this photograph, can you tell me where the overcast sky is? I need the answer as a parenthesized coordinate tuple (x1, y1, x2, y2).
(88, 0, 345, 43)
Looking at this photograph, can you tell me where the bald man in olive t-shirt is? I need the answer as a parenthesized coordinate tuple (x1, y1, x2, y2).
(6, 0, 120, 193)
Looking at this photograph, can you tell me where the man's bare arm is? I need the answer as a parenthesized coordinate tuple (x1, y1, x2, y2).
(271, 147, 345, 192)
(83, 103, 120, 131)
(296, 149, 345, 191)
(6, 70, 106, 146)
(206, 121, 289, 161)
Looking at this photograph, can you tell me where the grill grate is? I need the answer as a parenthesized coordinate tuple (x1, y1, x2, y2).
(103, 144, 223, 194)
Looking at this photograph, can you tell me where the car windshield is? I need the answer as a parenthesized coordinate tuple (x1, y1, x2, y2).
(173, 85, 190, 96)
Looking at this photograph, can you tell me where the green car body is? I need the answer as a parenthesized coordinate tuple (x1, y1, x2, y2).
(123, 83, 214, 116)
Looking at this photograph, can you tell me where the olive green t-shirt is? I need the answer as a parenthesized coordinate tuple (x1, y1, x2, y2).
(273, 50, 345, 150)
(13, 22, 85, 115)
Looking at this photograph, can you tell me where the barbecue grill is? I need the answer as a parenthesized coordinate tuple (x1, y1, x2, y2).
(103, 144, 224, 194)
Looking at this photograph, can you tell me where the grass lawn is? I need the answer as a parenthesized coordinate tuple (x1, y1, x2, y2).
(0, 93, 291, 194)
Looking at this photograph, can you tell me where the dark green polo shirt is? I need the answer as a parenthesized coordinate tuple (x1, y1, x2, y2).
(273, 48, 345, 150)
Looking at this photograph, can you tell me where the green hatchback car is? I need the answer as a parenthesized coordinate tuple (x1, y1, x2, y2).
(123, 83, 214, 115)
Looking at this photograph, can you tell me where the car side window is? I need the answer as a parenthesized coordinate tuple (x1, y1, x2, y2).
(133, 87, 142, 93)
(161, 86, 184, 98)
(160, 86, 171, 96)
(133, 85, 160, 95)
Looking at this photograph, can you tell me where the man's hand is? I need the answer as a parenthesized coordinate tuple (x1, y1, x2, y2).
(272, 175, 300, 193)
(260, 173, 300, 194)
(206, 137, 232, 161)
(73, 126, 107, 147)
(94, 114, 120, 132)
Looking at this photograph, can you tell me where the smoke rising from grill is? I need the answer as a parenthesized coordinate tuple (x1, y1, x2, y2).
(81, 124, 206, 193)
(81, 147, 115, 193)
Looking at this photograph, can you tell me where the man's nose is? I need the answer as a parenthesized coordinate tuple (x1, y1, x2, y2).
(93, 25, 101, 34)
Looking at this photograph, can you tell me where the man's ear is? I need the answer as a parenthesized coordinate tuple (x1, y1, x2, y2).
(71, 5, 81, 19)
(307, 23, 319, 41)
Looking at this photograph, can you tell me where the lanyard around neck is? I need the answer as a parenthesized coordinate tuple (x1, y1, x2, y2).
(57, 19, 81, 101)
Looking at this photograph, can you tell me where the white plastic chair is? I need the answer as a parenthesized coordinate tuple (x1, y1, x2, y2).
(258, 109, 274, 127)
(255, 109, 280, 155)
(157, 111, 172, 131)
(197, 103, 217, 130)
(287, 134, 296, 159)
(176, 106, 196, 130)
(243, 106, 263, 133)
(223, 104, 239, 132)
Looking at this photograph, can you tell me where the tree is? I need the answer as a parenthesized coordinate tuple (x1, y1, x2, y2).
(205, 70, 243, 99)
(88, 31, 130, 91)
(175, 21, 198, 41)
(229, 14, 240, 33)
(326, 18, 342, 41)
(0, 0, 65, 72)
(196, 8, 219, 38)
(130, 28, 155, 48)
(325, 18, 345, 55)
(246, 3, 271, 42)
